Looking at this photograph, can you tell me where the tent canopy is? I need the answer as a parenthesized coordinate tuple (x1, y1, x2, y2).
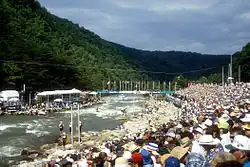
(0, 90, 19, 101)
(8, 97, 19, 102)
(89, 91, 98, 95)
(37, 88, 82, 96)
(54, 98, 63, 102)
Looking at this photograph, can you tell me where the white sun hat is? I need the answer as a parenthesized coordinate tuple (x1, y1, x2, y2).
(194, 127, 203, 134)
(166, 132, 176, 138)
(176, 124, 183, 129)
(198, 135, 220, 145)
(241, 114, 250, 123)
(226, 135, 250, 151)
(204, 119, 213, 126)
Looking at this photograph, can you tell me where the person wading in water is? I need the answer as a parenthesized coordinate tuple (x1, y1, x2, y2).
(59, 121, 64, 135)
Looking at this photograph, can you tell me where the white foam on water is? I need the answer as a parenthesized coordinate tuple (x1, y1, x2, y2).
(72, 96, 145, 118)
(96, 108, 123, 117)
(120, 99, 145, 104)
(26, 124, 34, 130)
(17, 123, 30, 127)
(26, 129, 51, 137)
(0, 146, 22, 157)
(0, 124, 17, 131)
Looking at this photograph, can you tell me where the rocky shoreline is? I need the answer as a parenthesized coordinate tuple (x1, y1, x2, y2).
(12, 99, 181, 167)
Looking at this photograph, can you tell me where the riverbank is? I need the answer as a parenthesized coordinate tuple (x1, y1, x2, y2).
(13, 98, 180, 167)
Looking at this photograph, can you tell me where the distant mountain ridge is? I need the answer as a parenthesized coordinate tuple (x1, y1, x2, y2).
(0, 0, 240, 92)
(112, 43, 230, 80)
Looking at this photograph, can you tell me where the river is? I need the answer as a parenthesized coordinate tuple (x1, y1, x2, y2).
(0, 94, 146, 162)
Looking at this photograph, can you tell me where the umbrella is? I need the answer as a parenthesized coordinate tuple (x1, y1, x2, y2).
(89, 91, 98, 95)
(54, 98, 63, 102)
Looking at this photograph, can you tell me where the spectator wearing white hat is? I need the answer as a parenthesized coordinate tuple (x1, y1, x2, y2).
(226, 135, 250, 166)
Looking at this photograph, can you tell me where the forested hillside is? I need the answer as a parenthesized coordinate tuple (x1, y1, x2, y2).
(0, 0, 141, 91)
(113, 43, 230, 81)
(233, 43, 250, 82)
(0, 0, 239, 92)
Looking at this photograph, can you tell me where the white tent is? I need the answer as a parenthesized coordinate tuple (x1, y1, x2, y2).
(8, 97, 19, 102)
(0, 90, 19, 101)
(54, 98, 63, 102)
(89, 91, 98, 95)
(37, 88, 82, 96)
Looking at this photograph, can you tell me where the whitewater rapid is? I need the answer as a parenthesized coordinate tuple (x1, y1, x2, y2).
(0, 94, 146, 161)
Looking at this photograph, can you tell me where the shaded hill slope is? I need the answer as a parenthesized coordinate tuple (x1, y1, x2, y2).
(0, 0, 235, 92)
(113, 43, 230, 81)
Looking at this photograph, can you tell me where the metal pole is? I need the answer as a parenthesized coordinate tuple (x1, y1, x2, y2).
(152, 81, 155, 90)
(138, 81, 141, 91)
(102, 81, 104, 90)
(120, 81, 122, 91)
(238, 65, 241, 82)
(71, 106, 73, 145)
(28, 92, 31, 106)
(163, 81, 166, 91)
(174, 82, 177, 92)
(230, 55, 233, 78)
(130, 80, 132, 91)
(126, 81, 128, 91)
(169, 81, 171, 91)
(158, 81, 161, 90)
(77, 104, 80, 143)
(142, 81, 144, 91)
(222, 66, 224, 87)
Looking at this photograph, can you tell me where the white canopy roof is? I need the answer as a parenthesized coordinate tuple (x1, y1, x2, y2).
(54, 98, 63, 102)
(0, 90, 19, 101)
(37, 88, 82, 96)
(89, 91, 98, 95)
(8, 97, 19, 102)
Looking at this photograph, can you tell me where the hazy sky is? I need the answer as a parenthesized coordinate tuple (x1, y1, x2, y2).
(39, 0, 250, 54)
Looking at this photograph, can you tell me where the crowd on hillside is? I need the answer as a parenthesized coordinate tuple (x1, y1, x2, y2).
(38, 82, 250, 167)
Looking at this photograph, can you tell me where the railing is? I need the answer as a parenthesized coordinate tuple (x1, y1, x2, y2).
(95, 90, 173, 94)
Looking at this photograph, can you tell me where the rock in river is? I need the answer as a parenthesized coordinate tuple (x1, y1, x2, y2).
(21, 147, 39, 156)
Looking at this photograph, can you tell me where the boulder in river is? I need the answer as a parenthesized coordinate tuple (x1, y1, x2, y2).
(21, 147, 39, 156)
